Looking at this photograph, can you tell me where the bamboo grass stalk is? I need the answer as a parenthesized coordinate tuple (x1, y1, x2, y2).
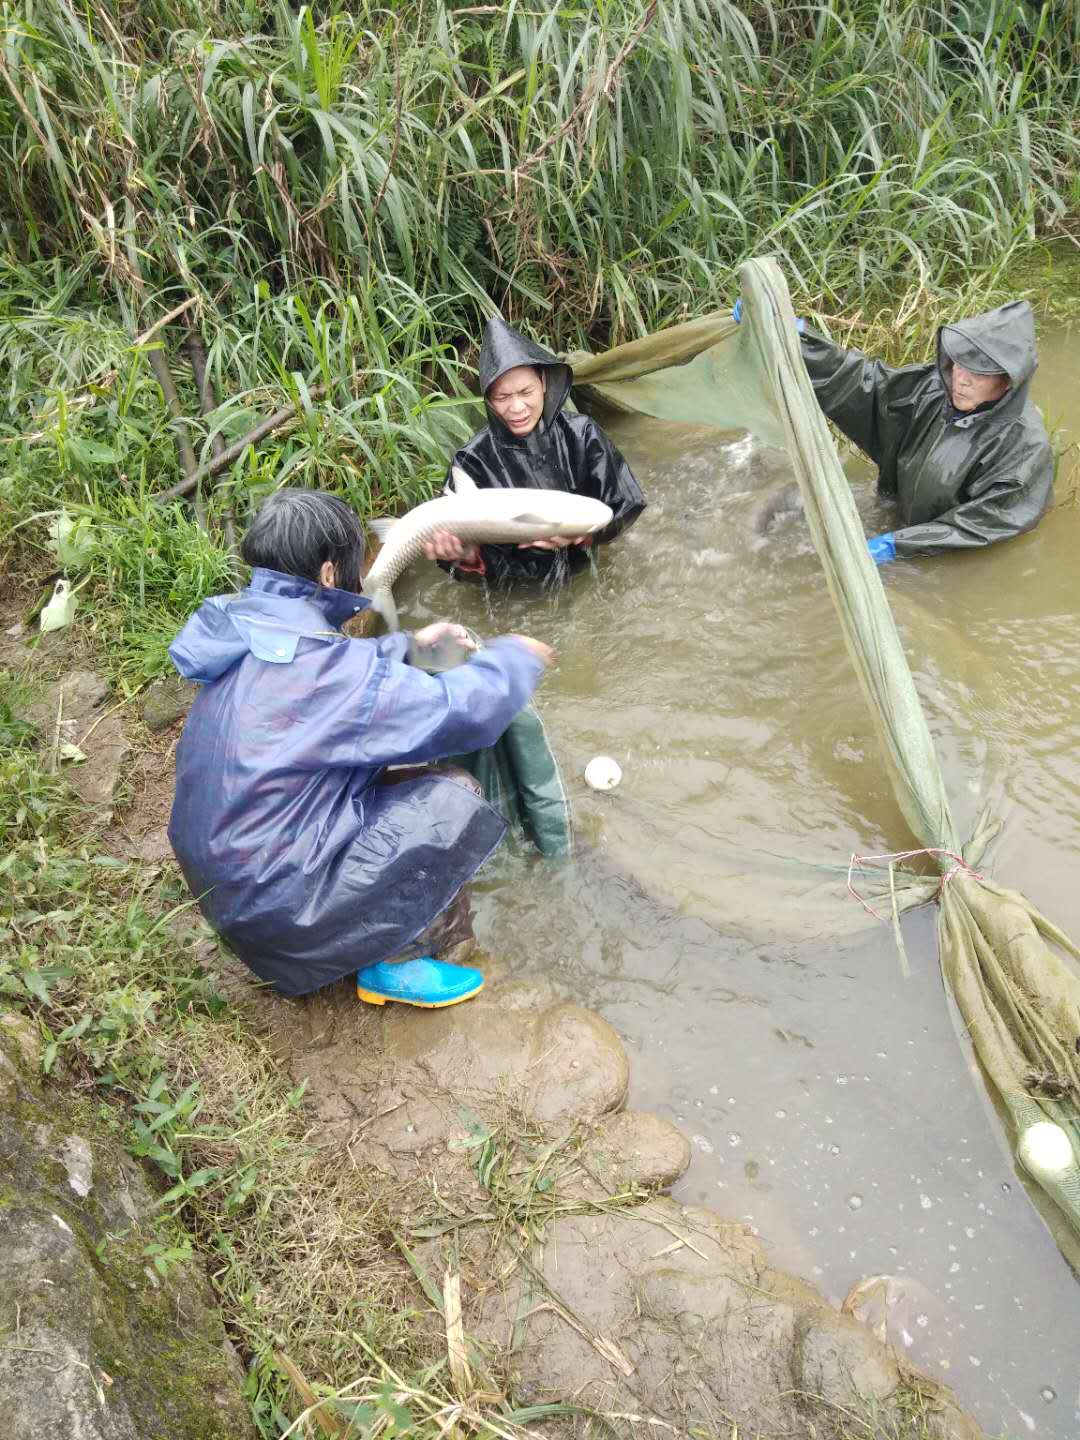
(145, 343, 206, 529)
(156, 383, 329, 504)
(185, 329, 240, 570)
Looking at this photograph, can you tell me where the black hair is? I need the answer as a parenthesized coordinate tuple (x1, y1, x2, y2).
(240, 489, 366, 593)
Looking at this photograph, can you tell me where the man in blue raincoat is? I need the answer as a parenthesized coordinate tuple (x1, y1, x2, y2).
(167, 489, 552, 1006)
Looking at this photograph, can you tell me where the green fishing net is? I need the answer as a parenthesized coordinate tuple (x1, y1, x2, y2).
(571, 257, 1080, 1272)
(452, 703, 573, 858)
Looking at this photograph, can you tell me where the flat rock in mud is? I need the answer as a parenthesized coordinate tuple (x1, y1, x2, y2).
(0, 615, 74, 670)
(142, 677, 199, 732)
(223, 961, 627, 1149)
(583, 1110, 691, 1192)
(112, 824, 174, 865)
(382, 980, 630, 1127)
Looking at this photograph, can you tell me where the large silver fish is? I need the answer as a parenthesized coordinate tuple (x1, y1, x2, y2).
(362, 467, 612, 629)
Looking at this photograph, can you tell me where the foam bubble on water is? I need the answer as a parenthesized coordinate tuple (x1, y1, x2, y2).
(728, 1132, 742, 1147)
(1040, 1387, 1056, 1403)
(692, 1134, 714, 1155)
(1018, 1412, 1036, 1433)
(916, 1313, 929, 1328)
(846, 1194, 863, 1211)
(964, 1226, 976, 1239)
(775, 1108, 787, 1119)
(969, 1356, 982, 1368)
(829, 1144, 841, 1155)
(920, 1194, 933, 1210)
(691, 548, 732, 568)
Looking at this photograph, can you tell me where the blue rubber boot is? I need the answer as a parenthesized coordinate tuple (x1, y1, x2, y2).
(356, 957, 485, 1008)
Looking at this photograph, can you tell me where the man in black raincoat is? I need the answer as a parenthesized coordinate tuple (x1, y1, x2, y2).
(797, 300, 1053, 562)
(424, 318, 646, 584)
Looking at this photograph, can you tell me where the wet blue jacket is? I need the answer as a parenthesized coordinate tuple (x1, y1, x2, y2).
(167, 568, 544, 996)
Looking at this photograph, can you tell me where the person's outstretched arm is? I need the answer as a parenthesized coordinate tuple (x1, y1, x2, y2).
(797, 328, 924, 467)
(315, 635, 552, 769)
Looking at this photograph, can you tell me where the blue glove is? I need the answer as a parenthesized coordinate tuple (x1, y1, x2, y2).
(867, 533, 897, 566)
(731, 298, 804, 333)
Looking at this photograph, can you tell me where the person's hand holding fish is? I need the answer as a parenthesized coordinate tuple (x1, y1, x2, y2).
(422, 528, 591, 560)
(411, 621, 477, 653)
(406, 619, 553, 674)
(422, 530, 485, 572)
(517, 534, 593, 552)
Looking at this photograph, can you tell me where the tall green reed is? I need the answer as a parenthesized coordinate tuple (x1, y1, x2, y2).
(0, 0, 1075, 668)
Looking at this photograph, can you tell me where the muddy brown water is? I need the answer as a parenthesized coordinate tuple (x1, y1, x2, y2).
(394, 322, 1080, 1439)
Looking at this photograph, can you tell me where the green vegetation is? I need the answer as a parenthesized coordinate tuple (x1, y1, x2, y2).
(0, 4, 1077, 1430)
(0, 700, 523, 1434)
(0, 0, 1076, 675)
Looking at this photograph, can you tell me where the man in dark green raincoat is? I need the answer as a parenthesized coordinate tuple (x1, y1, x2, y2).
(798, 300, 1053, 563)
(423, 317, 646, 585)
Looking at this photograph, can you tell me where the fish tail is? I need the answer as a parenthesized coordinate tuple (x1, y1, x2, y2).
(372, 587, 399, 631)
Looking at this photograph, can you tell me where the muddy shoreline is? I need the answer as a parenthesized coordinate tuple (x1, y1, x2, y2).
(0, 614, 985, 1436)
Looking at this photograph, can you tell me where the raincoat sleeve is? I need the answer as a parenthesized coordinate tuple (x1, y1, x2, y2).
(316, 637, 545, 769)
(371, 632, 411, 663)
(891, 422, 1054, 556)
(580, 418, 646, 542)
(799, 330, 926, 469)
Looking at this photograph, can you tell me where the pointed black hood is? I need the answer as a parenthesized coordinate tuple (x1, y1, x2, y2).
(937, 300, 1038, 419)
(479, 317, 572, 430)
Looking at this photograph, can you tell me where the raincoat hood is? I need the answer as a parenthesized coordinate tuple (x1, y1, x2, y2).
(937, 301, 1038, 416)
(169, 568, 370, 683)
(479, 317, 572, 433)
